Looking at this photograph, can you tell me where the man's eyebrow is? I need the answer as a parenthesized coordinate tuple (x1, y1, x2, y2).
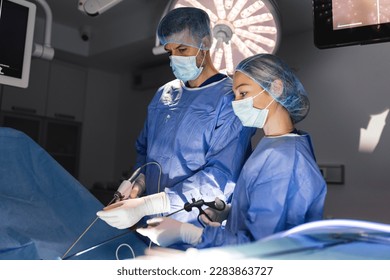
(175, 44, 185, 49)
(164, 44, 185, 52)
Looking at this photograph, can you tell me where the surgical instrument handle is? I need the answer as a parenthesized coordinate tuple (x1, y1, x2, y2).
(166, 197, 226, 221)
(130, 197, 226, 230)
(183, 198, 211, 225)
(162, 198, 227, 228)
(184, 198, 226, 212)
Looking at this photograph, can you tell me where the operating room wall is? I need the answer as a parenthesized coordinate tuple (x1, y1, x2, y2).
(113, 85, 153, 179)
(112, 64, 175, 184)
(78, 64, 173, 189)
(276, 31, 390, 223)
(78, 67, 122, 188)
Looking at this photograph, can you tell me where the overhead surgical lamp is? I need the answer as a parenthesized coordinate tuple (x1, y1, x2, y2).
(153, 0, 281, 75)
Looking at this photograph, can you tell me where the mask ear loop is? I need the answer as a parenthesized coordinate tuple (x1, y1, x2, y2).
(196, 45, 207, 69)
(253, 89, 274, 109)
(195, 42, 205, 62)
(264, 98, 275, 109)
(252, 88, 266, 100)
(232, 88, 266, 106)
(199, 50, 206, 68)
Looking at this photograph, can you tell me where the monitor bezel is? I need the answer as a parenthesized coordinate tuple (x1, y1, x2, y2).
(0, 0, 36, 88)
(313, 0, 390, 49)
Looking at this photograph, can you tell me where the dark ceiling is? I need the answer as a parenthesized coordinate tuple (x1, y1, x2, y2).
(36, 0, 314, 72)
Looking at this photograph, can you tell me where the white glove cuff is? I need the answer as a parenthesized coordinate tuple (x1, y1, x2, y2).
(180, 223, 203, 246)
(143, 192, 171, 215)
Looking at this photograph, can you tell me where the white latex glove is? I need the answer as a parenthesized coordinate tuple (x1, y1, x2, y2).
(200, 199, 231, 227)
(97, 192, 170, 229)
(137, 217, 203, 247)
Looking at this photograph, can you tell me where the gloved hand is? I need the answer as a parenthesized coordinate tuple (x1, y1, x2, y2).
(136, 217, 203, 247)
(130, 173, 146, 198)
(200, 198, 231, 227)
(115, 173, 146, 201)
(97, 192, 170, 229)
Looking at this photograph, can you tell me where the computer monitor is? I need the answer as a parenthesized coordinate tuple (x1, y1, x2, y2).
(0, 0, 36, 88)
(313, 0, 390, 49)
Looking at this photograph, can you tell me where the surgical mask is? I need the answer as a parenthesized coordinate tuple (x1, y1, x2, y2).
(169, 48, 204, 82)
(232, 89, 274, 128)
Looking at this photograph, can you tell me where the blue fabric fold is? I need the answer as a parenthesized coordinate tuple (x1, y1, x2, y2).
(0, 127, 147, 259)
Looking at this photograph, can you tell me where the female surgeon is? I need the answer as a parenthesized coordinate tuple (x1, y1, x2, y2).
(96, 7, 254, 229)
(136, 53, 327, 248)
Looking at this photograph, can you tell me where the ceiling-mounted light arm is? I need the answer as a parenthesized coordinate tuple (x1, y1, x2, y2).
(32, 0, 55, 60)
(212, 38, 224, 69)
(213, 22, 234, 44)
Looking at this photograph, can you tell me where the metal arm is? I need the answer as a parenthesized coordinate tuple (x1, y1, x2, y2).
(32, 0, 55, 60)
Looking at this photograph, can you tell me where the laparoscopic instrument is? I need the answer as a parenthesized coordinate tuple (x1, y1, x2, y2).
(61, 197, 226, 260)
(61, 161, 226, 260)
(163, 197, 226, 228)
(61, 162, 161, 260)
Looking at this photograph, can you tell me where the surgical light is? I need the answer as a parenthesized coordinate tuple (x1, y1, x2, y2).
(153, 0, 281, 75)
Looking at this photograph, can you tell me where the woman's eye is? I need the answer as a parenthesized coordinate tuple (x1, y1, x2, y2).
(178, 48, 187, 53)
(239, 92, 247, 98)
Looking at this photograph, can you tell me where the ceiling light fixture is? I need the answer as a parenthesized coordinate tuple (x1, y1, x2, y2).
(153, 0, 281, 75)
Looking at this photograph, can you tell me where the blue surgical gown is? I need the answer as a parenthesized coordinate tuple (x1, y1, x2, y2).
(135, 77, 255, 225)
(197, 132, 327, 248)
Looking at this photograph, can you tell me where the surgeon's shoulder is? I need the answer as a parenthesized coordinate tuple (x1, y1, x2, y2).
(151, 79, 182, 104)
(157, 79, 181, 92)
(259, 137, 297, 167)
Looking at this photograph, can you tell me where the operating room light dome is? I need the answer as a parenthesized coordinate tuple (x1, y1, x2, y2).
(157, 0, 281, 75)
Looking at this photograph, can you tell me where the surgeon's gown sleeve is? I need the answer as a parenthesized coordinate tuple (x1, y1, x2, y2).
(197, 133, 327, 248)
(135, 78, 255, 225)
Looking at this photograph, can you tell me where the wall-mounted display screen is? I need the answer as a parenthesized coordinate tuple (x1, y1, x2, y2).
(0, 0, 36, 88)
(313, 0, 390, 49)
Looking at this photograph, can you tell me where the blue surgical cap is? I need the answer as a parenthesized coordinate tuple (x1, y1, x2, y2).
(236, 54, 309, 123)
(157, 7, 212, 50)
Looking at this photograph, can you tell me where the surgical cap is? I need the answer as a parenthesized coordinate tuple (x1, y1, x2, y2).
(157, 7, 212, 50)
(236, 54, 309, 123)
